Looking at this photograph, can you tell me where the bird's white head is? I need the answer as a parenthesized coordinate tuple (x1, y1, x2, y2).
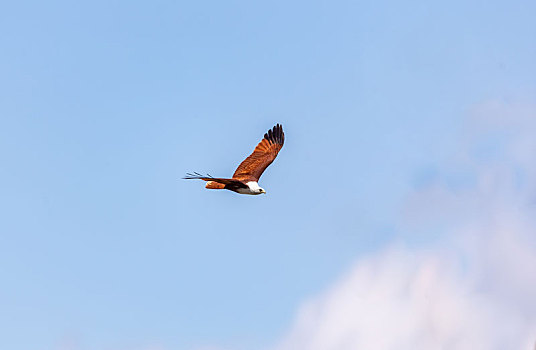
(246, 181, 266, 195)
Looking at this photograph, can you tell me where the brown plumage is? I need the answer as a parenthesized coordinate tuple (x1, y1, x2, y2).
(184, 124, 285, 195)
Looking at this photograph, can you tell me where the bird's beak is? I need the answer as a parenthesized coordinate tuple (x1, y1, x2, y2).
(261, 190, 266, 194)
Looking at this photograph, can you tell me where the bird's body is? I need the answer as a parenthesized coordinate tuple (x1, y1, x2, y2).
(204, 179, 265, 195)
(184, 124, 284, 195)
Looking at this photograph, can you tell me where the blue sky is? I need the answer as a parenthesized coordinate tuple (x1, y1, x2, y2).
(1, 1, 535, 349)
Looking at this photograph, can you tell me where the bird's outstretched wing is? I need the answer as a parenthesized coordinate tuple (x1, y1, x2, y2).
(232, 124, 284, 182)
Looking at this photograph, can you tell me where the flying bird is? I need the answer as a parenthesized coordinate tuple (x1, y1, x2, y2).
(184, 124, 284, 195)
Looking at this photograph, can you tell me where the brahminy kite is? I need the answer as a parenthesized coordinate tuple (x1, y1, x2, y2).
(184, 124, 284, 195)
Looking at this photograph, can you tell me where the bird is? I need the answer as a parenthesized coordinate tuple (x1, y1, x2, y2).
(184, 124, 284, 195)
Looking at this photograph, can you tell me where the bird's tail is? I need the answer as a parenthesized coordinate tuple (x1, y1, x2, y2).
(183, 172, 227, 190)
(205, 181, 225, 190)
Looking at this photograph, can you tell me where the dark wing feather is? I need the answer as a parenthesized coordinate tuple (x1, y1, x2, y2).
(232, 124, 284, 182)
(183, 174, 247, 187)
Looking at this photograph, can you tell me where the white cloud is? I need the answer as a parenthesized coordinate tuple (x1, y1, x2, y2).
(271, 100, 536, 350)
(273, 229, 536, 350)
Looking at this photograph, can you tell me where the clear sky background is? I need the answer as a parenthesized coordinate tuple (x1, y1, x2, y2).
(1, 1, 535, 350)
